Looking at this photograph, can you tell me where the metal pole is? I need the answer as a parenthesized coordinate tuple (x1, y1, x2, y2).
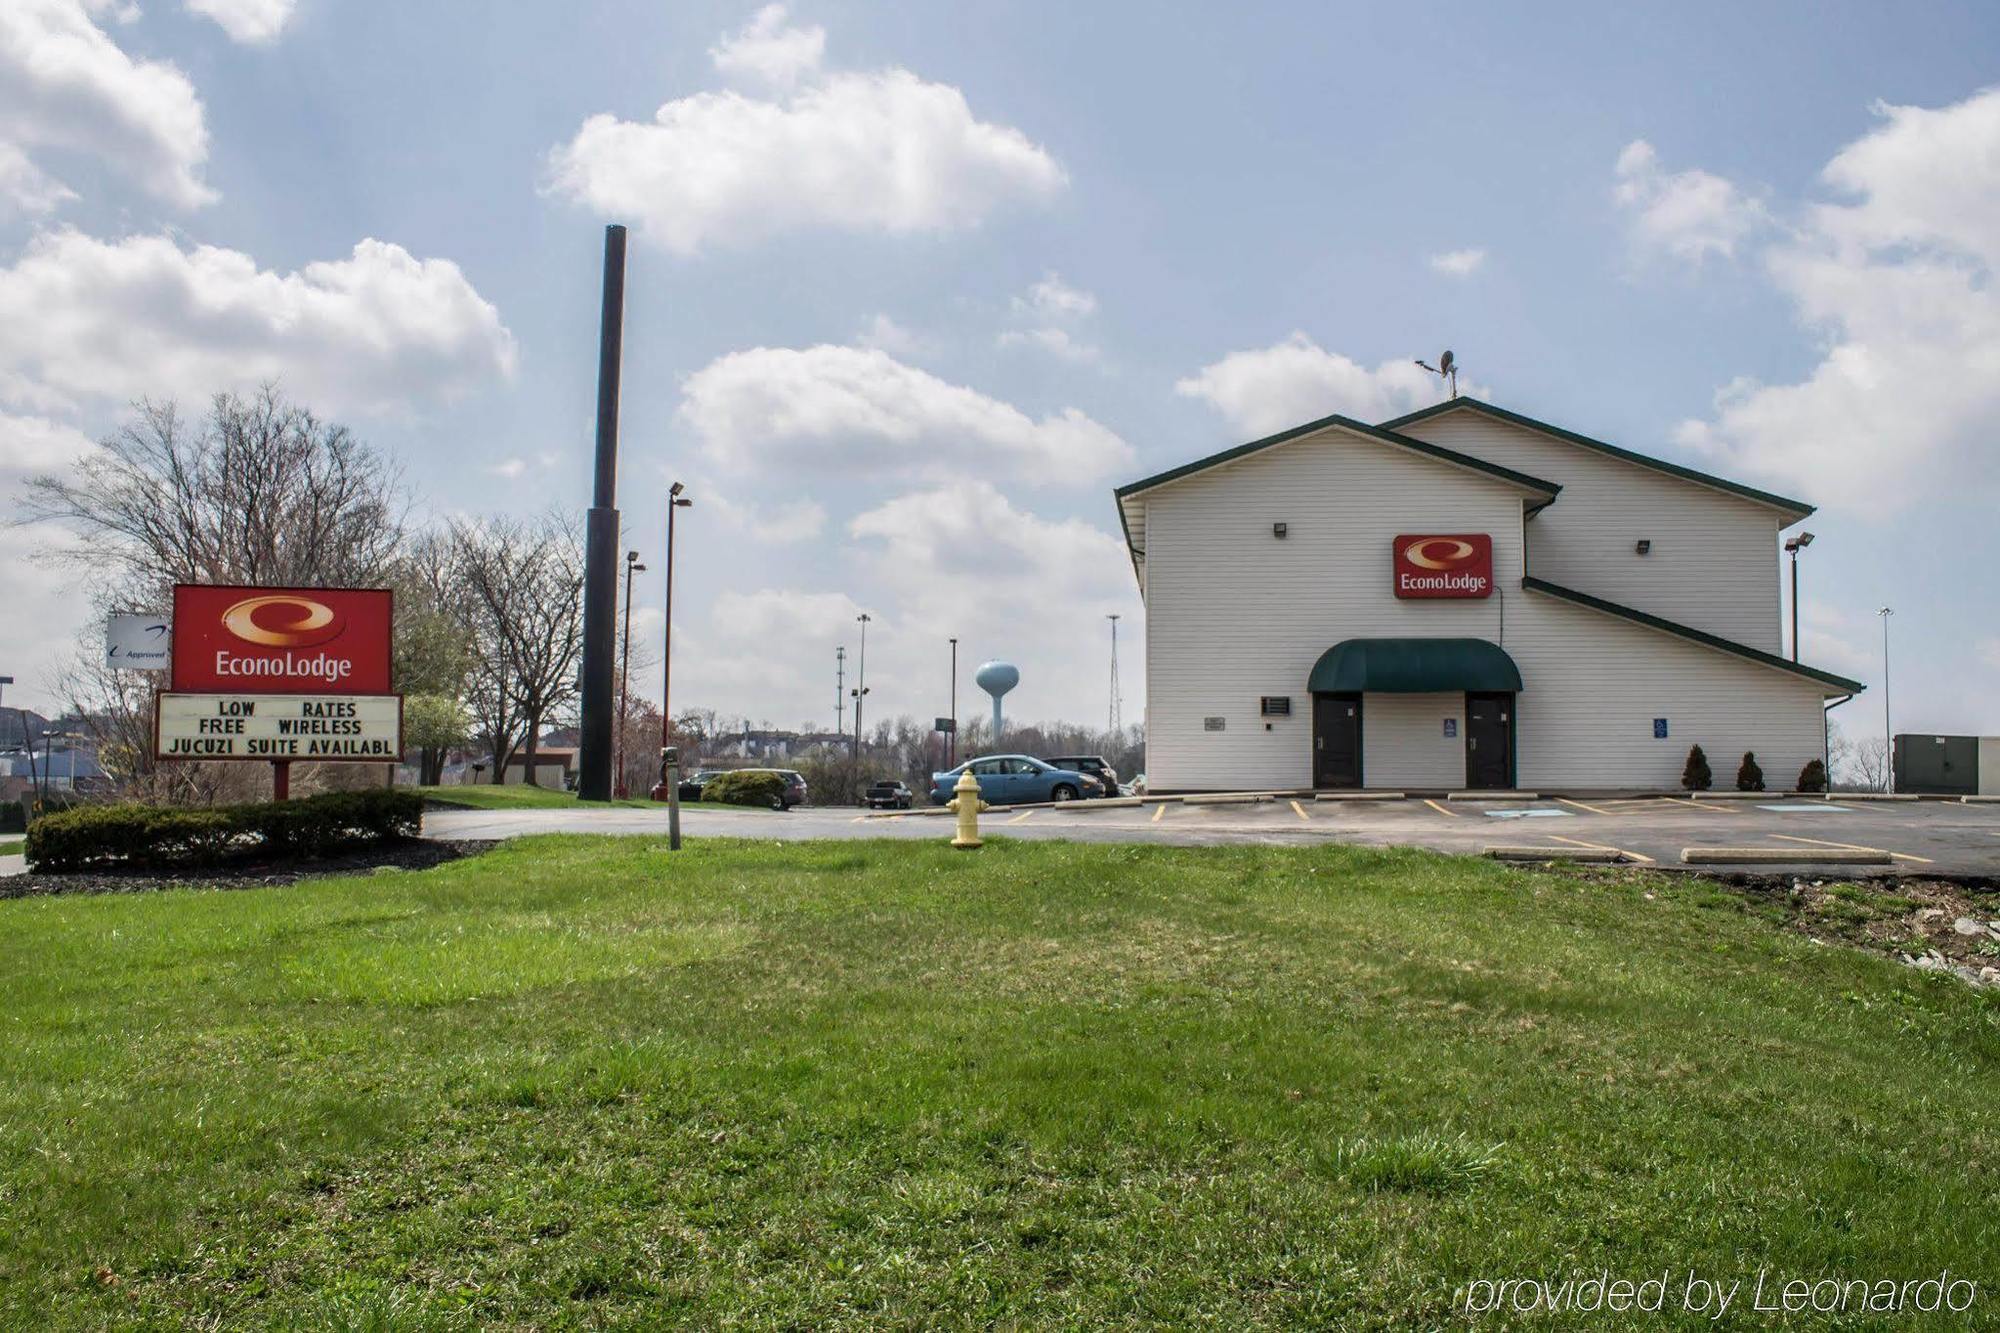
(653, 489, 688, 798)
(578, 223, 628, 801)
(1789, 550, 1799, 663)
(666, 749, 682, 851)
(1878, 607, 1893, 793)
(616, 552, 643, 798)
(853, 613, 869, 757)
(836, 646, 845, 735)
(949, 637, 957, 768)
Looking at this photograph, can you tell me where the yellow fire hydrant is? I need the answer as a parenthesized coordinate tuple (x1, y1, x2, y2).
(947, 768, 988, 849)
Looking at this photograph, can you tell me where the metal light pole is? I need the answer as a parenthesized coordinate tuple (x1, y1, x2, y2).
(835, 646, 846, 735)
(1877, 606, 1893, 793)
(850, 613, 871, 759)
(1784, 531, 1814, 662)
(615, 550, 646, 797)
(652, 484, 692, 800)
(948, 637, 958, 768)
(577, 223, 629, 801)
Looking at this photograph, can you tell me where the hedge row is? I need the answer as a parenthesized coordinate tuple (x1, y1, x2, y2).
(25, 789, 423, 872)
(702, 770, 788, 808)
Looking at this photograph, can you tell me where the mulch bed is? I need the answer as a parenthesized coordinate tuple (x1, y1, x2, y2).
(0, 838, 496, 900)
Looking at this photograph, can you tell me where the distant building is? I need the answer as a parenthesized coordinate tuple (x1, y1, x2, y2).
(501, 747, 576, 786)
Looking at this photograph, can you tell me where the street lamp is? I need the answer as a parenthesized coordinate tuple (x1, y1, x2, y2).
(1784, 531, 1814, 663)
(615, 550, 647, 797)
(948, 636, 958, 768)
(651, 483, 693, 801)
(1877, 606, 1894, 793)
(851, 612, 871, 759)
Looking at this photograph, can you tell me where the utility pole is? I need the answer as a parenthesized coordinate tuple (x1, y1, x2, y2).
(1106, 613, 1122, 734)
(1877, 606, 1894, 793)
(615, 550, 646, 797)
(835, 646, 846, 735)
(948, 637, 958, 768)
(577, 223, 628, 801)
(1784, 531, 1815, 662)
(850, 614, 871, 758)
(651, 484, 691, 800)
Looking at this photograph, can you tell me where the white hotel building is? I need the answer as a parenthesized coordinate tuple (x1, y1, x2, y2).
(1116, 398, 1862, 793)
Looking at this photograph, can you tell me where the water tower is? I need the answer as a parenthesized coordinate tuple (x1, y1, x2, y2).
(975, 660, 1019, 745)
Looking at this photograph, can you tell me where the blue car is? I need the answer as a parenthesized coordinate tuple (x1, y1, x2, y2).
(929, 754, 1097, 806)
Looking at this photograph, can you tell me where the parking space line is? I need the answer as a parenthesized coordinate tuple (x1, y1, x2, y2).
(1768, 833, 1932, 865)
(1547, 833, 1655, 864)
(1664, 796, 1742, 813)
(1290, 800, 1310, 822)
(1557, 797, 1619, 816)
(1007, 811, 1034, 825)
(1424, 799, 1460, 818)
(1151, 803, 1167, 823)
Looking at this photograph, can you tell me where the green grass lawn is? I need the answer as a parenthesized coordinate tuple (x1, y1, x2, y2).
(1, 838, 1994, 1327)
(412, 783, 672, 810)
(0, 837, 21, 857)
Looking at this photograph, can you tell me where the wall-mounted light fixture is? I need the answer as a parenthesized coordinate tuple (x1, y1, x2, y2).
(1273, 522, 1288, 539)
(1634, 540, 1652, 555)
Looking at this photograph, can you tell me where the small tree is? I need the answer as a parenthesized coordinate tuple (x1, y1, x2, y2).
(1796, 758, 1827, 793)
(403, 693, 471, 786)
(1681, 744, 1713, 791)
(1735, 751, 1765, 792)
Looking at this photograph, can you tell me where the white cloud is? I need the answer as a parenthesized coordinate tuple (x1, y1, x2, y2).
(709, 4, 824, 88)
(997, 325, 1099, 363)
(183, 0, 296, 43)
(854, 312, 930, 359)
(1673, 89, 2000, 511)
(1979, 638, 2000, 673)
(0, 0, 214, 208)
(1175, 333, 1457, 437)
(1613, 139, 1766, 262)
(701, 486, 827, 542)
(677, 343, 1132, 482)
(0, 408, 95, 474)
(1428, 247, 1486, 277)
(547, 16, 1065, 254)
(0, 230, 518, 416)
(852, 480, 1125, 599)
(1012, 270, 1095, 320)
(0, 141, 77, 215)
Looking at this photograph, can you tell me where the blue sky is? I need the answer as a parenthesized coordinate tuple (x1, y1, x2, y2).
(3, 0, 1996, 747)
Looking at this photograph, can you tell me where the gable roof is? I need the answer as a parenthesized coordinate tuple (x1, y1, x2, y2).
(1522, 575, 1864, 694)
(1378, 398, 1814, 520)
(1112, 412, 1562, 585)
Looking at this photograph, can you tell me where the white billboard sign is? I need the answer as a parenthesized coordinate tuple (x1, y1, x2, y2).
(106, 613, 171, 671)
(155, 693, 403, 763)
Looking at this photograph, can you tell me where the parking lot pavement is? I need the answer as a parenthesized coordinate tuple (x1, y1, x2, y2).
(419, 794, 2000, 877)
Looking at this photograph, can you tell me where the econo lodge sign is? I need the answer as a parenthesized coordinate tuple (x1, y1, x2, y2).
(1393, 534, 1494, 599)
(171, 585, 393, 694)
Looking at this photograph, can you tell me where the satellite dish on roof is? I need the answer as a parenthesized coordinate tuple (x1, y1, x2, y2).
(1414, 349, 1460, 400)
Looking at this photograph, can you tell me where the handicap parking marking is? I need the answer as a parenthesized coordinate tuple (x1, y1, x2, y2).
(1757, 803, 1851, 813)
(1482, 808, 1573, 819)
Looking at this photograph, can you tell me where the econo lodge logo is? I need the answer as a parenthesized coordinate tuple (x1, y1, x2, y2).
(221, 594, 347, 648)
(1393, 533, 1494, 599)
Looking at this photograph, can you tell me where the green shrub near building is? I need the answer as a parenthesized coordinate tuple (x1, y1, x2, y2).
(25, 789, 422, 872)
(700, 770, 788, 809)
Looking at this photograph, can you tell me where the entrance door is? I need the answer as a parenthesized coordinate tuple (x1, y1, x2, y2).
(1312, 693, 1362, 788)
(1465, 692, 1514, 789)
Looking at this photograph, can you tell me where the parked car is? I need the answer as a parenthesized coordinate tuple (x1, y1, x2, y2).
(864, 778, 914, 809)
(768, 769, 808, 809)
(1044, 754, 1120, 797)
(929, 754, 1096, 806)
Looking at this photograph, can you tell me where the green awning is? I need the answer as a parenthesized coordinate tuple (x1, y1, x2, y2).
(1307, 638, 1522, 694)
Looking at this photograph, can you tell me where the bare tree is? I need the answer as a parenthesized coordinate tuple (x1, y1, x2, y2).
(451, 512, 585, 785)
(1829, 724, 1890, 792)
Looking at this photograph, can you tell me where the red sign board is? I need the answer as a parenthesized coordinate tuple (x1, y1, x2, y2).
(1393, 534, 1494, 599)
(170, 585, 394, 694)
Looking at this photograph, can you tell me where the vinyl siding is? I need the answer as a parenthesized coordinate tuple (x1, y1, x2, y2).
(1137, 421, 1831, 792)
(1142, 424, 1527, 791)
(1362, 693, 1465, 789)
(1982, 738, 2000, 796)
(1393, 409, 1787, 652)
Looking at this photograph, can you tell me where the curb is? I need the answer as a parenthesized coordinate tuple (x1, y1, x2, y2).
(1450, 791, 1542, 801)
(1484, 845, 1623, 863)
(1681, 847, 1891, 865)
(1314, 791, 1405, 801)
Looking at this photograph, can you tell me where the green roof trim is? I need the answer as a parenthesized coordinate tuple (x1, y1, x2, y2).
(1307, 638, 1523, 694)
(1378, 399, 1814, 519)
(1113, 412, 1563, 503)
(1522, 576, 1864, 693)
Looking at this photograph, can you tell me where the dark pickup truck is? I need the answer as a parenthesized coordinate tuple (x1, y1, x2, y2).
(864, 779, 914, 809)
